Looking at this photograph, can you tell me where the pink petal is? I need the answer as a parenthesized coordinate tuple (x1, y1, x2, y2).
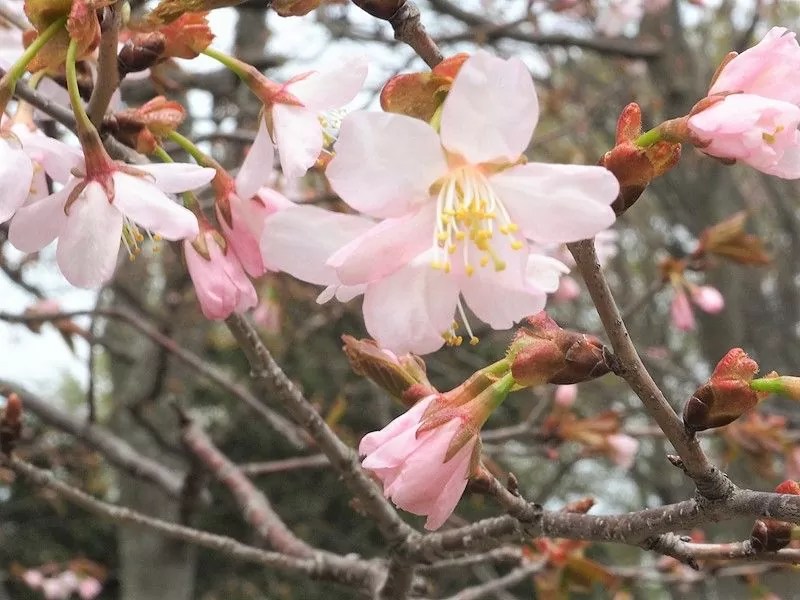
(691, 285, 724, 314)
(287, 56, 368, 111)
(135, 163, 216, 193)
(16, 128, 84, 184)
(328, 203, 435, 285)
(710, 28, 800, 104)
(358, 395, 435, 456)
(423, 439, 474, 530)
(362, 255, 459, 354)
(440, 51, 538, 164)
(526, 254, 570, 293)
(0, 140, 34, 222)
(670, 289, 696, 331)
(57, 182, 123, 288)
(326, 111, 447, 218)
(113, 173, 199, 240)
(235, 119, 275, 200)
(8, 181, 74, 252)
(261, 205, 373, 286)
(490, 163, 618, 244)
(272, 104, 323, 180)
(460, 245, 546, 329)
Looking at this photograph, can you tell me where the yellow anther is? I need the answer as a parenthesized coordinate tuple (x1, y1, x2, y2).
(499, 225, 510, 234)
(510, 240, 524, 250)
(455, 231, 466, 240)
(447, 244, 457, 255)
(437, 232, 448, 242)
(465, 264, 475, 276)
(494, 260, 506, 272)
(444, 262, 451, 273)
(431, 260, 444, 270)
(469, 336, 479, 346)
(480, 256, 490, 267)
(507, 223, 519, 232)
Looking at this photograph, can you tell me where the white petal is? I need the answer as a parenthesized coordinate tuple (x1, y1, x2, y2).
(235, 119, 275, 200)
(56, 182, 123, 288)
(0, 141, 34, 222)
(460, 244, 543, 329)
(135, 163, 216, 193)
(15, 127, 84, 183)
(8, 181, 74, 252)
(490, 163, 618, 244)
(526, 254, 570, 293)
(272, 104, 323, 180)
(287, 56, 368, 111)
(261, 205, 373, 285)
(327, 203, 435, 285)
(112, 173, 199, 240)
(326, 111, 447, 218)
(362, 254, 459, 355)
(440, 51, 538, 164)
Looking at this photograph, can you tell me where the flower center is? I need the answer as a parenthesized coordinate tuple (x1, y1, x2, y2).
(121, 218, 162, 261)
(430, 166, 523, 276)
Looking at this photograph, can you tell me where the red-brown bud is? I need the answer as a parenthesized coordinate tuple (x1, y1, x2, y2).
(696, 211, 770, 266)
(683, 348, 764, 432)
(272, 0, 324, 16)
(508, 312, 613, 387)
(113, 96, 186, 153)
(1, 393, 22, 455)
(351, 0, 404, 19)
(380, 53, 469, 122)
(600, 103, 681, 215)
(342, 336, 435, 407)
(750, 519, 792, 552)
(118, 32, 166, 76)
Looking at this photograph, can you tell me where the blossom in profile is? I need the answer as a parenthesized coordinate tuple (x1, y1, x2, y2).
(687, 27, 800, 179)
(670, 284, 724, 331)
(265, 51, 618, 354)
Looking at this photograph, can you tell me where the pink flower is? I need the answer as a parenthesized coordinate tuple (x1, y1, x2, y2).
(22, 569, 44, 589)
(8, 143, 214, 287)
(287, 51, 618, 354)
(670, 289, 696, 331)
(690, 285, 724, 314)
(78, 577, 103, 600)
(0, 133, 35, 222)
(184, 228, 258, 320)
(606, 434, 639, 469)
(360, 395, 477, 530)
(595, 0, 643, 37)
(688, 28, 800, 178)
(240, 56, 368, 182)
(554, 384, 578, 408)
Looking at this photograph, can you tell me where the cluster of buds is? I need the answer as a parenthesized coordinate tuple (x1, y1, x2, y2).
(598, 103, 681, 215)
(695, 211, 770, 266)
(110, 96, 186, 154)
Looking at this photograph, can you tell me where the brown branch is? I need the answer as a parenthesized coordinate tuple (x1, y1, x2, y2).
(225, 313, 414, 545)
(4, 456, 380, 593)
(239, 453, 329, 475)
(647, 532, 800, 566)
(180, 416, 314, 557)
(0, 379, 186, 499)
(436, 560, 545, 600)
(86, 3, 121, 126)
(567, 239, 729, 499)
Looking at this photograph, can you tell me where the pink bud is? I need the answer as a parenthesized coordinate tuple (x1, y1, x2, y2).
(22, 570, 44, 589)
(606, 434, 639, 470)
(78, 577, 103, 600)
(554, 384, 578, 408)
(691, 285, 725, 314)
(670, 289, 696, 331)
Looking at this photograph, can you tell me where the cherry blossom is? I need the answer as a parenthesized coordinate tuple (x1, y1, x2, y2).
(359, 394, 476, 530)
(595, 0, 643, 37)
(8, 143, 214, 288)
(316, 51, 618, 354)
(670, 284, 724, 331)
(239, 56, 368, 182)
(688, 28, 800, 178)
(606, 433, 639, 469)
(184, 227, 258, 320)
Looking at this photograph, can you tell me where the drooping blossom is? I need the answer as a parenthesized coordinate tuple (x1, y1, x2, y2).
(670, 284, 724, 331)
(77, 576, 103, 600)
(0, 129, 35, 223)
(238, 56, 368, 182)
(265, 51, 619, 354)
(687, 27, 800, 178)
(8, 139, 214, 288)
(595, 0, 643, 37)
(184, 226, 258, 320)
(360, 394, 477, 530)
(212, 159, 293, 278)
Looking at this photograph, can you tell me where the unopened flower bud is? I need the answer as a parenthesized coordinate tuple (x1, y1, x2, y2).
(600, 103, 681, 215)
(508, 312, 613, 387)
(750, 479, 800, 551)
(683, 348, 764, 432)
(342, 336, 435, 406)
(1, 393, 22, 455)
(114, 96, 186, 153)
(118, 32, 166, 76)
(351, 0, 404, 19)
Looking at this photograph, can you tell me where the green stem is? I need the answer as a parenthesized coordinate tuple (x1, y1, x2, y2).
(167, 130, 210, 165)
(203, 47, 249, 80)
(152, 145, 175, 164)
(634, 127, 663, 148)
(483, 358, 511, 378)
(66, 39, 96, 136)
(749, 378, 785, 394)
(486, 372, 516, 412)
(2, 17, 67, 88)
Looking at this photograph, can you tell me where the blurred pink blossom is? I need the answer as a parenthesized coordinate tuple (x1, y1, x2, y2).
(606, 434, 639, 469)
(595, 0, 643, 37)
(690, 285, 725, 314)
(670, 289, 696, 331)
(78, 577, 103, 600)
(21, 569, 44, 589)
(554, 384, 578, 408)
